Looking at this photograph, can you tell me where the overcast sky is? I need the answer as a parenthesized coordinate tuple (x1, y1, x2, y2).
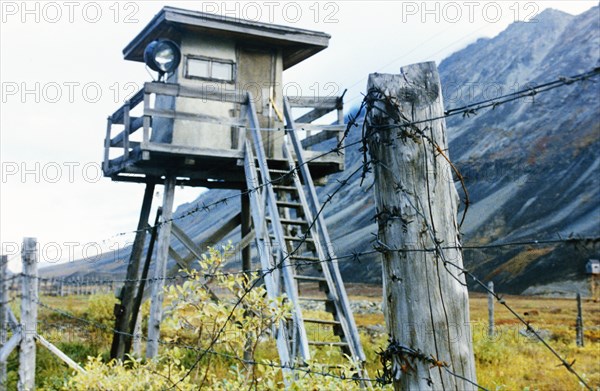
(1, 0, 596, 271)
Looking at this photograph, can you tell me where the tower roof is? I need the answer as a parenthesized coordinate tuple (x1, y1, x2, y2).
(123, 6, 331, 70)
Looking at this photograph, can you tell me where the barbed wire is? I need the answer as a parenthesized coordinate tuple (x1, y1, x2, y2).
(4, 66, 599, 390)
(18, 67, 598, 267)
(6, 234, 597, 289)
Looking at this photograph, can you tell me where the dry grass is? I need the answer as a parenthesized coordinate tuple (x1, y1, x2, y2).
(25, 286, 600, 390)
(353, 287, 600, 390)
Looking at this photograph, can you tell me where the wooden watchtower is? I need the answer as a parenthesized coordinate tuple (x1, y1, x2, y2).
(105, 6, 366, 377)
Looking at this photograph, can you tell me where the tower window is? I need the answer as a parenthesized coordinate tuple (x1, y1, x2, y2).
(185, 55, 235, 82)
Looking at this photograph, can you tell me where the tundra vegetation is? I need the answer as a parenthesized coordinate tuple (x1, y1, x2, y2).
(4, 246, 599, 390)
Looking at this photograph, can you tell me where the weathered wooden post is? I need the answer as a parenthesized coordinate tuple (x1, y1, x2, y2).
(132, 312, 142, 358)
(19, 238, 38, 390)
(488, 281, 495, 338)
(147, 177, 176, 358)
(367, 63, 477, 390)
(0, 255, 8, 389)
(111, 183, 155, 360)
(576, 292, 584, 347)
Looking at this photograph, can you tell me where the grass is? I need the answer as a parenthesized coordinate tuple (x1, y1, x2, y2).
(5, 287, 600, 390)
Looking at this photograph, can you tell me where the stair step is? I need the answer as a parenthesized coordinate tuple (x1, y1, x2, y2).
(266, 217, 308, 226)
(294, 275, 326, 283)
(272, 185, 297, 192)
(304, 318, 341, 326)
(298, 297, 331, 302)
(290, 255, 320, 262)
(276, 200, 303, 208)
(269, 234, 313, 241)
(260, 168, 291, 175)
(308, 341, 348, 347)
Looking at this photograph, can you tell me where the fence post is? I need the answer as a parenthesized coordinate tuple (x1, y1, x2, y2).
(576, 292, 584, 347)
(147, 177, 176, 358)
(1, 255, 8, 389)
(366, 63, 477, 390)
(19, 238, 38, 391)
(488, 281, 495, 338)
(132, 312, 142, 358)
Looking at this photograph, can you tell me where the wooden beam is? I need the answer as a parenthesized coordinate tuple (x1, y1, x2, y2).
(172, 212, 241, 272)
(295, 108, 331, 124)
(301, 130, 341, 149)
(286, 96, 340, 110)
(145, 108, 245, 127)
(125, 207, 161, 355)
(111, 89, 145, 123)
(144, 82, 246, 104)
(168, 247, 187, 271)
(35, 335, 86, 374)
(171, 223, 206, 262)
(110, 182, 154, 361)
(109, 116, 144, 147)
(0, 331, 20, 362)
(147, 177, 176, 358)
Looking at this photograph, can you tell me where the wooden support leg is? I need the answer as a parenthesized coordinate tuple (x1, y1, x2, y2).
(241, 192, 253, 363)
(125, 207, 162, 354)
(110, 182, 155, 360)
(146, 177, 176, 358)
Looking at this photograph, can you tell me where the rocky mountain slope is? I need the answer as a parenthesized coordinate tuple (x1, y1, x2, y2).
(43, 7, 600, 295)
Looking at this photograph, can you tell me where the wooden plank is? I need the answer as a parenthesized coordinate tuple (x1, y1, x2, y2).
(110, 183, 154, 361)
(111, 89, 145, 123)
(112, 175, 246, 189)
(145, 107, 244, 127)
(0, 331, 20, 362)
(19, 237, 38, 390)
(295, 107, 331, 124)
(168, 247, 187, 271)
(143, 93, 151, 145)
(301, 130, 341, 149)
(123, 102, 130, 160)
(7, 306, 18, 331)
(103, 117, 112, 174)
(144, 82, 246, 104)
(142, 143, 244, 160)
(286, 96, 340, 109)
(110, 117, 144, 147)
(125, 207, 161, 355)
(146, 177, 176, 358)
(35, 335, 86, 374)
(174, 212, 241, 270)
(171, 223, 206, 262)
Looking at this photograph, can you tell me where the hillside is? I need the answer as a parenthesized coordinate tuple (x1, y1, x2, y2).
(42, 7, 600, 295)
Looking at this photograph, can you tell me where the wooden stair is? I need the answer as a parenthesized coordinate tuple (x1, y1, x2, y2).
(243, 94, 368, 382)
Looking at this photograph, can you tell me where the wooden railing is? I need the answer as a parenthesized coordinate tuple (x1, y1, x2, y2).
(103, 82, 345, 176)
